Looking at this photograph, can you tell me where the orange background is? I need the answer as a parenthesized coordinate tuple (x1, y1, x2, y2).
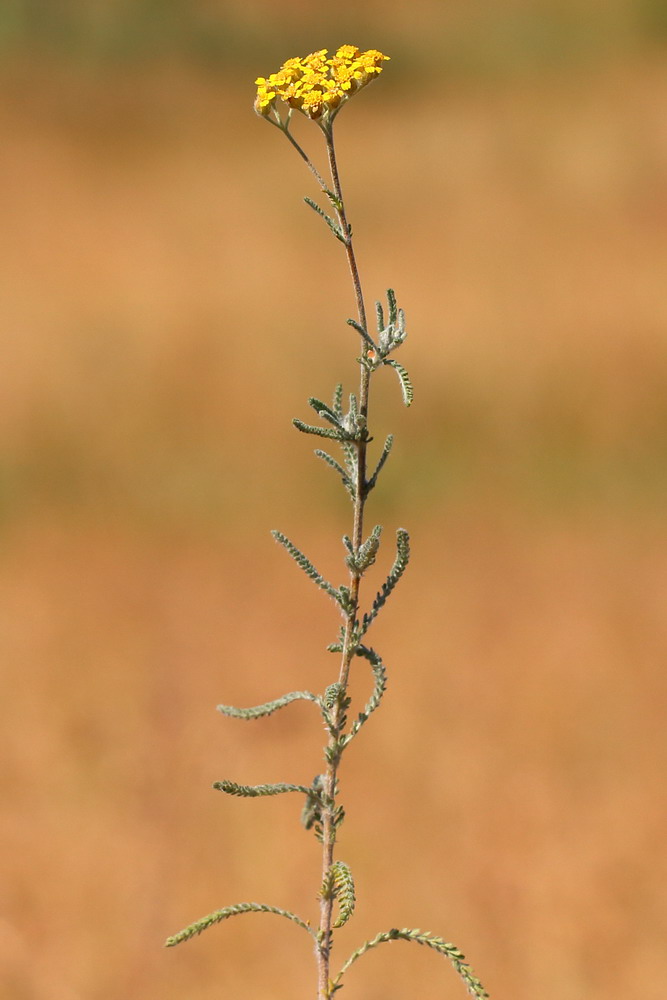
(1, 3, 667, 998)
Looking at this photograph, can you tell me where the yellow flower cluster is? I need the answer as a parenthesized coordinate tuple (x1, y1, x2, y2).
(255, 45, 389, 121)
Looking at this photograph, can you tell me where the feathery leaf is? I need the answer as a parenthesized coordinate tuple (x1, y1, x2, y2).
(214, 780, 313, 798)
(386, 288, 398, 327)
(332, 383, 344, 419)
(335, 927, 489, 999)
(217, 690, 319, 721)
(346, 317, 378, 353)
(308, 396, 345, 429)
(345, 525, 383, 575)
(320, 861, 356, 929)
(361, 529, 410, 634)
(304, 196, 346, 242)
(272, 530, 343, 606)
(323, 187, 343, 214)
(293, 418, 352, 442)
(366, 435, 393, 493)
(382, 359, 413, 406)
(301, 774, 326, 834)
(375, 298, 384, 333)
(342, 645, 387, 745)
(314, 449, 354, 497)
(165, 901, 313, 948)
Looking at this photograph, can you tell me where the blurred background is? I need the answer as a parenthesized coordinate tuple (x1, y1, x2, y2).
(1, 2, 666, 998)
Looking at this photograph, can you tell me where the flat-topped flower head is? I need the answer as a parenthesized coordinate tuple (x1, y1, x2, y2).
(254, 45, 389, 123)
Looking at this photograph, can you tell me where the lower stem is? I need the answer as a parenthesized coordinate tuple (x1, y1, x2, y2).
(316, 123, 372, 1000)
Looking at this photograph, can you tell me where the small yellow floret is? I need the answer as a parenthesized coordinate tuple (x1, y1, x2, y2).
(254, 44, 389, 121)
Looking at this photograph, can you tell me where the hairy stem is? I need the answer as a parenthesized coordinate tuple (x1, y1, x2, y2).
(315, 122, 372, 1000)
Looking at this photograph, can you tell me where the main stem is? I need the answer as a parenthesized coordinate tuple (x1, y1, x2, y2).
(316, 123, 372, 1000)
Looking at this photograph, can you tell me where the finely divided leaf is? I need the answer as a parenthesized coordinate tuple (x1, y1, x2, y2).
(335, 927, 489, 999)
(214, 780, 313, 798)
(375, 298, 384, 333)
(293, 418, 352, 441)
(217, 690, 319, 721)
(165, 901, 314, 948)
(272, 530, 343, 606)
(304, 196, 346, 243)
(342, 645, 387, 745)
(321, 861, 356, 929)
(314, 449, 354, 497)
(346, 317, 378, 353)
(332, 383, 344, 419)
(366, 435, 393, 493)
(382, 359, 413, 406)
(308, 396, 345, 429)
(345, 525, 383, 575)
(386, 288, 398, 327)
(361, 529, 410, 634)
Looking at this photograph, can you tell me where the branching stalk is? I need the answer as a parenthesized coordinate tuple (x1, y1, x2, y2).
(314, 122, 372, 999)
(167, 44, 489, 1000)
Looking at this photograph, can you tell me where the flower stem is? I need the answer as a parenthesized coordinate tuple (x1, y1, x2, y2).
(315, 123, 372, 1000)
(275, 118, 329, 191)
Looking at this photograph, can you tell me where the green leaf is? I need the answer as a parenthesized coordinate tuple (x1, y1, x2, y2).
(217, 690, 319, 721)
(346, 317, 378, 353)
(386, 288, 398, 327)
(213, 779, 313, 798)
(332, 383, 344, 419)
(334, 927, 489, 999)
(375, 298, 385, 333)
(301, 774, 326, 834)
(345, 525, 383, 574)
(293, 418, 354, 442)
(308, 396, 345, 429)
(320, 861, 356, 929)
(165, 901, 314, 948)
(304, 196, 346, 242)
(341, 645, 387, 746)
(272, 530, 343, 606)
(323, 187, 343, 214)
(373, 290, 407, 362)
(332, 861, 356, 928)
(382, 359, 413, 407)
(314, 450, 354, 497)
(319, 682, 350, 739)
(366, 435, 393, 493)
(361, 529, 410, 634)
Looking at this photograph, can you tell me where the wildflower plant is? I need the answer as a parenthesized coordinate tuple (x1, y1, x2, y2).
(166, 45, 489, 1000)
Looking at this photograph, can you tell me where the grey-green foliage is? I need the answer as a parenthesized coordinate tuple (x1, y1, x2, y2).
(361, 528, 411, 635)
(347, 289, 413, 408)
(304, 196, 347, 244)
(345, 524, 382, 574)
(383, 358, 414, 407)
(165, 902, 314, 949)
(217, 690, 319, 721)
(301, 774, 327, 833)
(335, 927, 489, 999)
(213, 779, 314, 798)
(271, 530, 343, 607)
(341, 645, 387, 746)
(314, 449, 354, 497)
(165, 284, 489, 1000)
(366, 434, 393, 494)
(321, 860, 356, 929)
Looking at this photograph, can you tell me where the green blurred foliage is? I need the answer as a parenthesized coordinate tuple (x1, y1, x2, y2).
(0, 0, 665, 77)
